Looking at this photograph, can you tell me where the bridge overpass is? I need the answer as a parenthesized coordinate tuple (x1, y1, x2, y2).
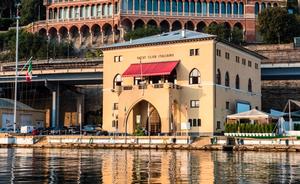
(0, 58, 103, 129)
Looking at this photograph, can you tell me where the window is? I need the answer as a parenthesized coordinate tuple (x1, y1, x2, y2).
(190, 100, 199, 108)
(195, 49, 199, 55)
(189, 118, 201, 127)
(190, 49, 194, 56)
(114, 55, 123, 62)
(113, 103, 118, 110)
(189, 119, 192, 127)
(216, 49, 221, 57)
(248, 60, 252, 67)
(226, 101, 230, 110)
(235, 75, 240, 89)
(189, 68, 201, 84)
(190, 49, 200, 56)
(225, 72, 230, 87)
(112, 120, 118, 128)
(242, 58, 246, 65)
(217, 121, 221, 129)
(193, 119, 197, 127)
(248, 78, 252, 92)
(216, 69, 221, 85)
(225, 52, 230, 60)
(255, 63, 259, 69)
(235, 56, 240, 63)
(113, 74, 122, 88)
(197, 119, 201, 126)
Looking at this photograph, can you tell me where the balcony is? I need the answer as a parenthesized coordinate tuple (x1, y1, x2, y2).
(121, 82, 181, 92)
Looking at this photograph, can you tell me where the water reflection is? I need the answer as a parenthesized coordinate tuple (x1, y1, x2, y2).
(0, 148, 299, 183)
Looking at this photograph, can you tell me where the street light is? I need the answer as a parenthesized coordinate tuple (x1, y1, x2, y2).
(124, 106, 127, 144)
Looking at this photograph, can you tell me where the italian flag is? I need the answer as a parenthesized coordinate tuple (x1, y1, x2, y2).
(26, 59, 32, 82)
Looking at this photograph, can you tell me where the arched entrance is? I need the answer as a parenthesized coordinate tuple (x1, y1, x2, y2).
(128, 100, 161, 135)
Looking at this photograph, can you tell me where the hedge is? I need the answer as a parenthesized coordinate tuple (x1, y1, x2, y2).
(225, 123, 276, 133)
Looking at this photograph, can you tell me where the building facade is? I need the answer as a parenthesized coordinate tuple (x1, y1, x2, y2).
(102, 30, 263, 136)
(27, 0, 286, 47)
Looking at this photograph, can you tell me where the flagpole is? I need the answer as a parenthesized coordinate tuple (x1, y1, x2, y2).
(13, 3, 20, 133)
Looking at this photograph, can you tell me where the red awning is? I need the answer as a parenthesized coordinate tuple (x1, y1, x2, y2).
(122, 61, 179, 77)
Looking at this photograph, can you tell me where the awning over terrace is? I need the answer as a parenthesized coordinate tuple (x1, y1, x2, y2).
(122, 61, 179, 77)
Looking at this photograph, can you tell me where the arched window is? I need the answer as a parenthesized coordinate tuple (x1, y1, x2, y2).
(239, 2, 244, 15)
(221, 2, 226, 15)
(215, 2, 219, 14)
(216, 69, 221, 85)
(209, 1, 214, 15)
(113, 74, 122, 88)
(184, 0, 189, 14)
(160, 0, 165, 12)
(190, 1, 195, 14)
(235, 75, 240, 89)
(196, 1, 202, 14)
(166, 0, 171, 12)
(147, 0, 153, 12)
(189, 69, 201, 84)
(225, 72, 230, 87)
(203, 1, 207, 15)
(233, 2, 238, 15)
(134, 0, 140, 12)
(248, 78, 252, 92)
(178, 0, 183, 13)
(227, 2, 231, 15)
(172, 0, 177, 13)
(261, 2, 266, 12)
(255, 2, 259, 15)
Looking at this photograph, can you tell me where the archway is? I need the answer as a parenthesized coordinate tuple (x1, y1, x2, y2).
(147, 19, 158, 28)
(59, 26, 68, 41)
(186, 21, 194, 30)
(196, 21, 206, 32)
(160, 20, 170, 33)
(127, 100, 161, 135)
(134, 19, 145, 30)
(102, 23, 113, 44)
(172, 20, 182, 31)
(48, 27, 58, 40)
(38, 28, 47, 37)
(121, 18, 133, 32)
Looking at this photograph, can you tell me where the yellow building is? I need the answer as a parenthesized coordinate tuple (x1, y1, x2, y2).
(102, 30, 264, 136)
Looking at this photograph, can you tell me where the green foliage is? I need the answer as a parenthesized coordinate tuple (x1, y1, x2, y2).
(133, 125, 145, 136)
(295, 124, 300, 130)
(204, 23, 231, 41)
(204, 23, 243, 44)
(124, 26, 160, 41)
(258, 7, 300, 44)
(0, 29, 75, 61)
(225, 123, 276, 133)
(0, 18, 14, 31)
(20, 0, 46, 26)
(85, 49, 103, 58)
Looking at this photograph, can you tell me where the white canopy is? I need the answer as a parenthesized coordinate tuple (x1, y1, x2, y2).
(227, 109, 278, 120)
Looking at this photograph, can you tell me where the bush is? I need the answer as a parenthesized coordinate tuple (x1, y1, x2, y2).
(0, 18, 14, 31)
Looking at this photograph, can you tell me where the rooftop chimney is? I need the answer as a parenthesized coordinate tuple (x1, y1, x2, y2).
(181, 29, 186, 38)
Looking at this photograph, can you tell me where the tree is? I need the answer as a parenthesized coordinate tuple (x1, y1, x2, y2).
(20, 0, 45, 26)
(204, 23, 231, 41)
(258, 7, 300, 44)
(204, 23, 244, 45)
(124, 26, 160, 41)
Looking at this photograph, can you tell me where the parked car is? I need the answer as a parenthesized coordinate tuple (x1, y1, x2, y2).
(96, 130, 108, 136)
(68, 126, 80, 134)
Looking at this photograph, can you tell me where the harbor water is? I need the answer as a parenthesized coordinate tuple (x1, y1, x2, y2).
(0, 148, 299, 183)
